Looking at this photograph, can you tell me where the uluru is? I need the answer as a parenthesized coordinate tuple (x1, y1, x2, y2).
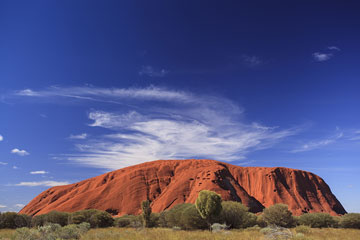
(19, 159, 346, 216)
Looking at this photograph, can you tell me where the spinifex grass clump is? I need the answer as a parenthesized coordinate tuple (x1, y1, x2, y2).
(13, 222, 90, 240)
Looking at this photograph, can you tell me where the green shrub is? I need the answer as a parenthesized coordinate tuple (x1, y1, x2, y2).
(158, 211, 168, 228)
(38, 223, 62, 239)
(179, 204, 207, 230)
(69, 212, 86, 225)
(14, 227, 40, 240)
(43, 211, 69, 226)
(161, 203, 208, 230)
(89, 211, 114, 228)
(58, 224, 82, 239)
(31, 214, 46, 227)
(243, 212, 258, 228)
(219, 201, 249, 228)
(162, 203, 191, 228)
(195, 190, 222, 226)
(114, 214, 145, 228)
(149, 212, 160, 228)
(298, 212, 337, 228)
(15, 214, 32, 228)
(262, 204, 295, 227)
(0, 212, 22, 229)
(256, 213, 267, 227)
(340, 213, 360, 229)
(69, 209, 110, 227)
(13, 223, 90, 240)
(114, 215, 132, 227)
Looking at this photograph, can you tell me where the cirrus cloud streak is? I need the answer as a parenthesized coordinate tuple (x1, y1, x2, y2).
(15, 86, 298, 170)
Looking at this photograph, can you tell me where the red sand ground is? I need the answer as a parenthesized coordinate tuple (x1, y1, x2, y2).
(19, 159, 346, 216)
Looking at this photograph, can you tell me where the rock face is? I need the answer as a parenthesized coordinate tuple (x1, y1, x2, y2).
(19, 159, 346, 216)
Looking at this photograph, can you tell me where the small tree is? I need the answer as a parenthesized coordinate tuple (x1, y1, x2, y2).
(141, 200, 152, 227)
(195, 190, 222, 229)
(263, 204, 295, 228)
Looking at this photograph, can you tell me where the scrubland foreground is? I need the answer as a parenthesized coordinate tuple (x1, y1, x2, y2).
(1, 191, 360, 239)
(1, 227, 360, 240)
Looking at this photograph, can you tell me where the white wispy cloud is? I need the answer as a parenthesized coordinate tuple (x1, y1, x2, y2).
(15, 86, 298, 169)
(13, 166, 18, 169)
(139, 65, 169, 77)
(312, 52, 333, 62)
(11, 148, 29, 156)
(292, 132, 343, 153)
(69, 133, 88, 139)
(14, 204, 25, 208)
(30, 171, 48, 175)
(15, 86, 190, 102)
(312, 46, 340, 62)
(328, 46, 341, 51)
(0, 135, 3, 141)
(0, 162, 8, 165)
(15, 181, 70, 187)
(241, 55, 262, 67)
(0, 205, 6, 208)
(349, 130, 360, 141)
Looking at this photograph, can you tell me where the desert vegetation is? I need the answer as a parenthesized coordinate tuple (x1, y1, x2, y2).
(1, 190, 360, 239)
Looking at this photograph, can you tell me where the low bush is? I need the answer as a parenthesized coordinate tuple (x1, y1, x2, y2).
(13, 223, 90, 240)
(14, 227, 41, 240)
(243, 212, 258, 228)
(31, 211, 69, 227)
(37, 223, 62, 239)
(298, 213, 337, 228)
(89, 211, 114, 228)
(340, 213, 360, 229)
(161, 203, 191, 228)
(43, 211, 69, 226)
(218, 201, 249, 229)
(262, 204, 295, 227)
(256, 214, 267, 227)
(180, 204, 207, 230)
(114, 215, 132, 227)
(31, 214, 46, 227)
(69, 209, 113, 228)
(159, 203, 207, 230)
(0, 212, 31, 229)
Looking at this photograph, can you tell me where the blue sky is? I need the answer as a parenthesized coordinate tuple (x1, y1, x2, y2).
(1, 0, 360, 213)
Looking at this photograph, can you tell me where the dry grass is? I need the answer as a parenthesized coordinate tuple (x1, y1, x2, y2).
(81, 227, 360, 240)
(0, 229, 14, 239)
(81, 228, 264, 240)
(1, 227, 360, 240)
